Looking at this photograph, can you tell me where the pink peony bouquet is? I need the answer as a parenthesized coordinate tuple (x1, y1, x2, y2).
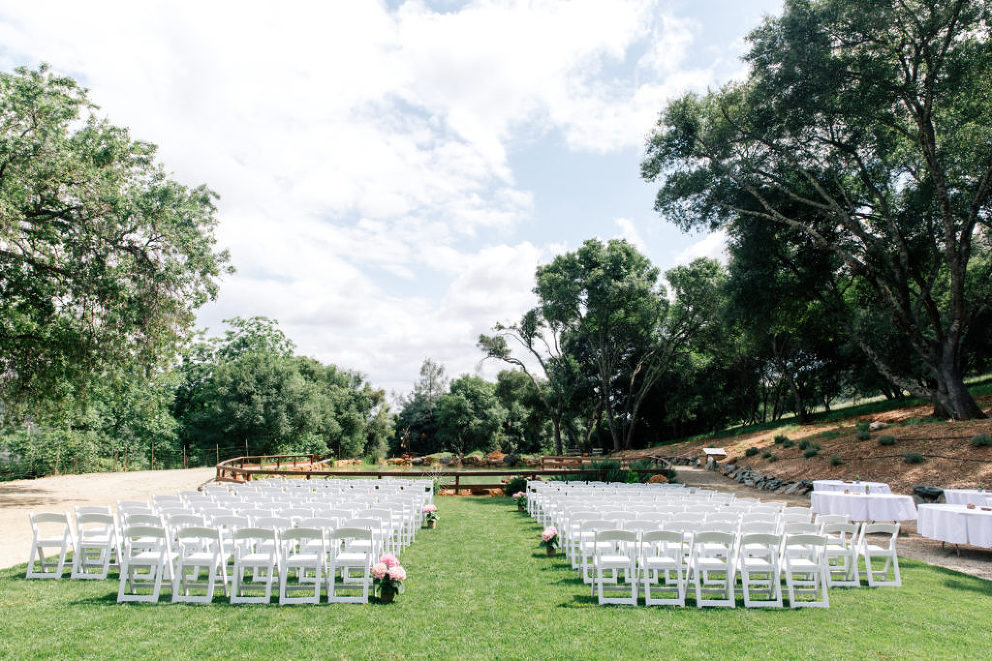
(513, 491, 527, 508)
(373, 553, 406, 598)
(422, 503, 439, 523)
(540, 526, 560, 550)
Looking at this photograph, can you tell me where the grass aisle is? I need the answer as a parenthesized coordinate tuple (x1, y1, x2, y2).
(1, 498, 991, 659)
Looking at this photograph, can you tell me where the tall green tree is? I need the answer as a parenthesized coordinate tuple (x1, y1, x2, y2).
(0, 65, 230, 423)
(642, 0, 992, 419)
(435, 375, 506, 457)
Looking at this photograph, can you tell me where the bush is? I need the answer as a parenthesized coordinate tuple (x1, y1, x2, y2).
(878, 435, 896, 446)
(855, 420, 872, 441)
(830, 455, 843, 466)
(745, 447, 760, 457)
(503, 476, 528, 497)
(781, 440, 795, 448)
(761, 450, 772, 459)
(903, 452, 925, 464)
(803, 448, 820, 458)
(773, 435, 789, 445)
(798, 439, 811, 450)
(767, 455, 779, 463)
(971, 433, 992, 448)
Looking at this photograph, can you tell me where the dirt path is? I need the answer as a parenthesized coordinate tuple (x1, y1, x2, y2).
(0, 468, 215, 570)
(679, 466, 992, 581)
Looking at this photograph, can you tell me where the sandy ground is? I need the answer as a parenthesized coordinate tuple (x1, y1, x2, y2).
(2, 465, 989, 582)
(0, 467, 214, 570)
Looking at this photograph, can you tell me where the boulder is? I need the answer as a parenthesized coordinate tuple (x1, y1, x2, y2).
(869, 421, 888, 431)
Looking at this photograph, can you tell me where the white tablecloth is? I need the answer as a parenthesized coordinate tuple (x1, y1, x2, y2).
(812, 480, 891, 495)
(943, 489, 992, 506)
(918, 504, 992, 548)
(810, 491, 917, 521)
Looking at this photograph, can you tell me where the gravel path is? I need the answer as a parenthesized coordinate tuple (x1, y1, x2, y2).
(679, 466, 992, 581)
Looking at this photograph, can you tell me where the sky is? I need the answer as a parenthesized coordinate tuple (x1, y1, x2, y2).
(0, 0, 784, 398)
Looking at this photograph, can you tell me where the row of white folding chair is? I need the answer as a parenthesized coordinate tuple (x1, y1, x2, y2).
(593, 530, 833, 608)
(117, 524, 377, 604)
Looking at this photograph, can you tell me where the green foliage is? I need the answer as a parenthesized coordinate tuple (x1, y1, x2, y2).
(781, 439, 795, 448)
(904, 452, 925, 465)
(767, 454, 779, 463)
(745, 447, 759, 457)
(878, 435, 897, 447)
(435, 375, 507, 457)
(856, 428, 872, 441)
(761, 450, 772, 459)
(803, 448, 820, 459)
(971, 433, 992, 448)
(798, 439, 812, 450)
(0, 65, 229, 424)
(773, 435, 789, 444)
(503, 476, 529, 497)
(830, 455, 843, 467)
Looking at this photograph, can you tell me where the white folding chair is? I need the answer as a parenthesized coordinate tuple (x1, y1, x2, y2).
(230, 528, 280, 604)
(117, 525, 173, 603)
(278, 528, 326, 605)
(737, 533, 783, 608)
(592, 530, 638, 606)
(26, 513, 73, 579)
(172, 526, 228, 603)
(823, 522, 861, 587)
(688, 531, 736, 608)
(859, 522, 901, 587)
(782, 534, 829, 608)
(640, 530, 686, 606)
(327, 528, 372, 603)
(71, 513, 119, 580)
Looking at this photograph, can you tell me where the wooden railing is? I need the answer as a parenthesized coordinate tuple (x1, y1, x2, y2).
(215, 455, 672, 494)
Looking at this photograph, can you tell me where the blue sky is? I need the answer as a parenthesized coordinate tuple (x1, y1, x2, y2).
(0, 0, 783, 397)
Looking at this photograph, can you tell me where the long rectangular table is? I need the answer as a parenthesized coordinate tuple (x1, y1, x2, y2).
(942, 489, 992, 506)
(810, 491, 917, 521)
(917, 504, 992, 548)
(812, 480, 891, 494)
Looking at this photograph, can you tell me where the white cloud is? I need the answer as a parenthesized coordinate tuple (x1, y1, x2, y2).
(672, 229, 728, 265)
(0, 0, 749, 395)
(613, 217, 647, 253)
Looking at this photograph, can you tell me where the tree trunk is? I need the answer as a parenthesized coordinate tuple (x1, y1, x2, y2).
(931, 357, 987, 420)
(551, 416, 563, 456)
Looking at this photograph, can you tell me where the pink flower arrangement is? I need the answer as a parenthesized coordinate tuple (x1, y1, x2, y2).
(373, 553, 407, 600)
(422, 504, 437, 512)
(423, 503, 439, 523)
(540, 526, 560, 551)
(512, 492, 526, 499)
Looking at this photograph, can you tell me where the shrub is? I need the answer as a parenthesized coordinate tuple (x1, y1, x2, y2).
(745, 447, 760, 457)
(878, 435, 896, 446)
(855, 421, 871, 441)
(903, 452, 925, 464)
(503, 476, 529, 497)
(830, 455, 843, 467)
(781, 440, 795, 448)
(971, 433, 992, 448)
(798, 439, 811, 450)
(803, 448, 820, 458)
(767, 455, 779, 463)
(773, 435, 789, 445)
(761, 450, 772, 459)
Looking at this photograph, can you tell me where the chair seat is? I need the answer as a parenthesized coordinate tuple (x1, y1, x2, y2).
(695, 558, 730, 571)
(787, 559, 818, 571)
(285, 553, 322, 565)
(741, 558, 774, 571)
(239, 553, 276, 565)
(644, 556, 679, 569)
(596, 554, 632, 567)
(336, 552, 367, 564)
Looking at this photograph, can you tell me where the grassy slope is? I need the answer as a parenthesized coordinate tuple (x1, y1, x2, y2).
(1, 498, 991, 660)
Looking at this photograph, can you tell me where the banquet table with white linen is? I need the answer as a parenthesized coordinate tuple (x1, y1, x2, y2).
(812, 480, 891, 494)
(942, 489, 992, 506)
(810, 491, 917, 521)
(917, 504, 992, 548)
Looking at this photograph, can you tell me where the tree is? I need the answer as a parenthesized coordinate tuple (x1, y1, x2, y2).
(642, 0, 992, 419)
(0, 65, 230, 423)
(535, 239, 723, 451)
(479, 308, 571, 455)
(393, 358, 448, 455)
(435, 375, 506, 457)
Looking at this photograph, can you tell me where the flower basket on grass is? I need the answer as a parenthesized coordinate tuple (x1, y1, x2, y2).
(540, 526, 560, 556)
(372, 554, 406, 603)
(513, 492, 527, 511)
(423, 504, 439, 529)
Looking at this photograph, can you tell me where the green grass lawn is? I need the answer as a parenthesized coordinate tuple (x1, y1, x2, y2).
(2, 497, 990, 660)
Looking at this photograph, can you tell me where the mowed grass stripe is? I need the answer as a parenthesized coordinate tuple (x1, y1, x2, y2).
(1, 497, 991, 659)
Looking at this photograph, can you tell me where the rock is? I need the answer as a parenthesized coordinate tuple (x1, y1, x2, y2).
(502, 454, 521, 467)
(784, 483, 801, 495)
(869, 421, 888, 431)
(913, 485, 943, 502)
